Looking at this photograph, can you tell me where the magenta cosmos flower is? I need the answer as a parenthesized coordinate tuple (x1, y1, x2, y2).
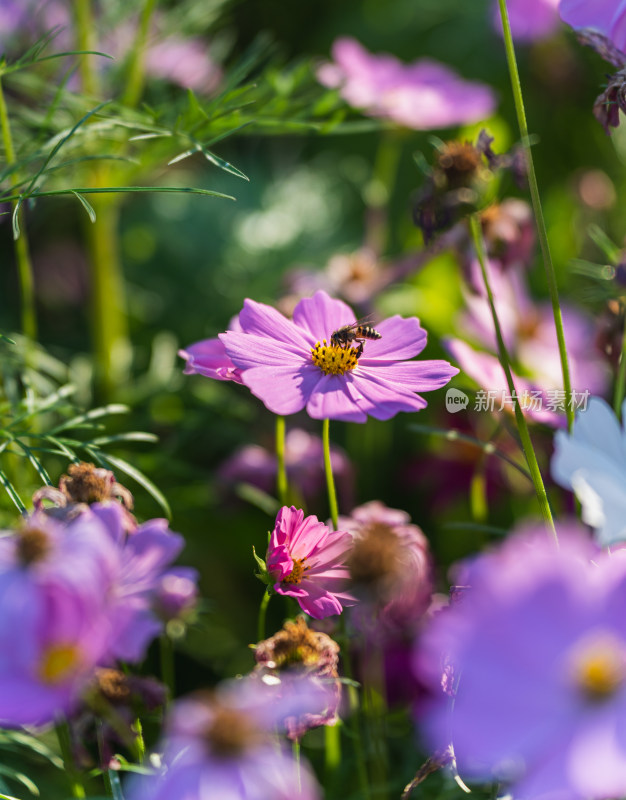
(415, 525, 626, 800)
(317, 37, 496, 129)
(219, 290, 458, 422)
(266, 506, 356, 619)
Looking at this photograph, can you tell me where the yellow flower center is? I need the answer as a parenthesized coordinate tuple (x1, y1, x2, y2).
(39, 643, 82, 685)
(572, 637, 626, 702)
(283, 557, 309, 585)
(311, 340, 359, 376)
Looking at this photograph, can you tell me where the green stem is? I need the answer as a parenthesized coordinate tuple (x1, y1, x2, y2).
(342, 647, 372, 800)
(614, 307, 626, 417)
(275, 415, 288, 506)
(324, 723, 341, 783)
(159, 633, 175, 701)
(469, 215, 557, 541)
(365, 130, 405, 255)
(0, 77, 37, 341)
(121, 0, 158, 108)
(55, 718, 86, 798)
(74, 0, 130, 397)
(84, 193, 131, 397)
(73, 0, 100, 97)
(322, 418, 339, 529)
(257, 587, 271, 642)
(497, 0, 574, 431)
(292, 738, 302, 793)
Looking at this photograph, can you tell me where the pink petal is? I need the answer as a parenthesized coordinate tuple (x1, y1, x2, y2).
(238, 298, 311, 350)
(359, 360, 459, 391)
(292, 291, 357, 343)
(220, 331, 305, 369)
(240, 364, 323, 415)
(358, 315, 427, 360)
(306, 374, 368, 422)
(350, 372, 428, 420)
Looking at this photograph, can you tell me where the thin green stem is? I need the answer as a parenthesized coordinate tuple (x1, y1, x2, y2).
(159, 633, 175, 701)
(0, 77, 37, 341)
(342, 649, 372, 800)
(55, 718, 86, 798)
(275, 415, 288, 506)
(324, 723, 341, 783)
(257, 587, 271, 642)
(73, 0, 100, 97)
(73, 0, 130, 397)
(365, 130, 405, 255)
(614, 308, 626, 417)
(121, 0, 158, 108)
(497, 0, 574, 431)
(469, 215, 557, 542)
(292, 738, 302, 793)
(322, 418, 339, 529)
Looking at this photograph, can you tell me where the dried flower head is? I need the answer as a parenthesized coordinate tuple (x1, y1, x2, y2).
(254, 617, 341, 739)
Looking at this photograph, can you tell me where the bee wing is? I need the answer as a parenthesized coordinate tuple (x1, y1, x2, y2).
(346, 314, 376, 331)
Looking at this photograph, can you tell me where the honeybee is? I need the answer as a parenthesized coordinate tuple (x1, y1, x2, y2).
(330, 319, 382, 359)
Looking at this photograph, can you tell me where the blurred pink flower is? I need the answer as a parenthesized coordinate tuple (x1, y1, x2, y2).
(339, 501, 433, 637)
(317, 37, 496, 129)
(560, 0, 626, 54)
(447, 261, 609, 425)
(218, 428, 354, 508)
(492, 0, 561, 42)
(266, 506, 356, 619)
(144, 35, 221, 93)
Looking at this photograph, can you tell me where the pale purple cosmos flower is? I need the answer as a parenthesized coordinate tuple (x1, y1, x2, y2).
(218, 428, 354, 508)
(317, 38, 496, 129)
(220, 290, 458, 422)
(338, 501, 433, 638)
(153, 567, 199, 623)
(559, 0, 626, 54)
(415, 525, 626, 800)
(0, 512, 119, 726)
(266, 506, 356, 619)
(125, 679, 322, 800)
(447, 262, 609, 426)
(492, 0, 561, 42)
(180, 315, 243, 384)
(87, 503, 191, 663)
(552, 396, 626, 546)
(144, 35, 221, 94)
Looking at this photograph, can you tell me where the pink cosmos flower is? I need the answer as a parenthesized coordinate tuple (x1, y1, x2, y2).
(492, 0, 561, 42)
(415, 525, 626, 800)
(317, 37, 496, 130)
(266, 506, 356, 619)
(219, 290, 458, 422)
